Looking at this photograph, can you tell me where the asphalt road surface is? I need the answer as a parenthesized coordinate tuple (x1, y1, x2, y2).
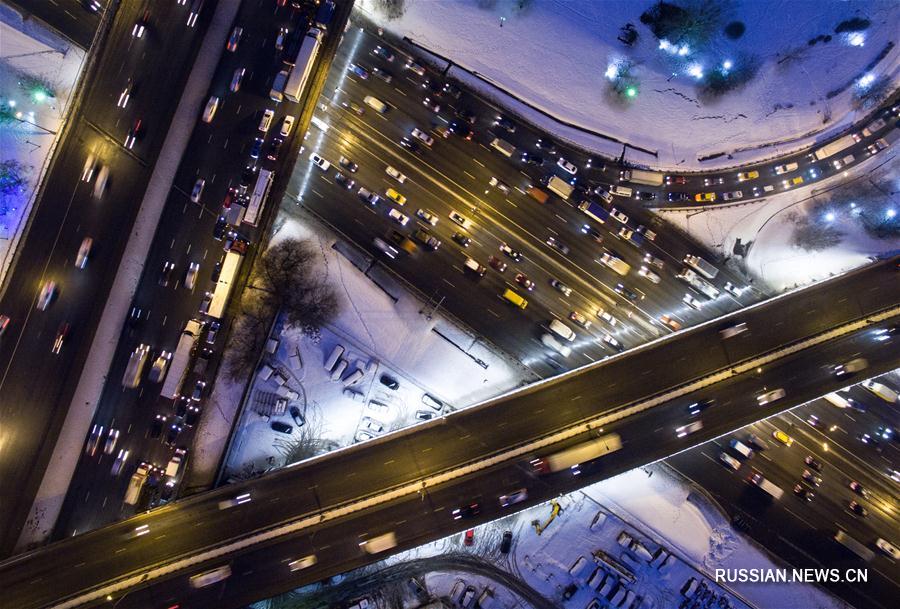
(669, 381, 900, 609)
(287, 26, 757, 381)
(50, 0, 353, 540)
(0, 0, 210, 555)
(0, 258, 896, 609)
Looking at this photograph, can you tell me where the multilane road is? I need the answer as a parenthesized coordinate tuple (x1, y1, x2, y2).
(0, 257, 896, 609)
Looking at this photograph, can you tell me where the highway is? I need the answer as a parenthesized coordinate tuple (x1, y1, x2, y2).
(0, 258, 896, 609)
(670, 380, 900, 609)
(287, 26, 756, 378)
(49, 0, 353, 540)
(0, 0, 211, 555)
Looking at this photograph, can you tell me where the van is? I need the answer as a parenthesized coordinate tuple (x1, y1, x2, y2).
(502, 288, 527, 309)
(527, 186, 549, 204)
(862, 379, 897, 402)
(364, 95, 388, 113)
(165, 448, 186, 478)
(269, 70, 288, 101)
(730, 439, 754, 459)
(202, 96, 219, 123)
(490, 137, 515, 157)
(541, 333, 572, 357)
(124, 463, 149, 505)
(609, 185, 633, 197)
(463, 257, 486, 277)
(823, 392, 851, 409)
(549, 319, 576, 342)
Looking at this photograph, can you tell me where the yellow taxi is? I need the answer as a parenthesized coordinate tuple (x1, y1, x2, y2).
(385, 188, 406, 205)
(782, 176, 804, 189)
(695, 192, 716, 202)
(772, 429, 794, 446)
(737, 170, 759, 181)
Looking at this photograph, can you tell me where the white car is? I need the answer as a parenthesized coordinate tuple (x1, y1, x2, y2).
(367, 401, 390, 416)
(75, 238, 93, 269)
(388, 208, 409, 226)
(756, 388, 786, 405)
(556, 157, 578, 175)
(637, 265, 660, 283)
(184, 262, 200, 289)
(385, 166, 407, 183)
(81, 154, 97, 182)
(288, 555, 318, 571)
(722, 190, 743, 201)
(410, 128, 434, 147)
(596, 308, 617, 326)
(683, 293, 701, 309)
(876, 538, 900, 559)
(280, 115, 295, 137)
(416, 209, 438, 226)
(359, 416, 384, 434)
(37, 281, 57, 310)
(449, 211, 470, 228)
(190, 178, 205, 203)
(610, 208, 629, 224)
(676, 421, 703, 438)
(719, 452, 741, 470)
(310, 153, 331, 171)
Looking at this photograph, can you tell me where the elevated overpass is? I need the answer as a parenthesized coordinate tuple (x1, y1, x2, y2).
(1, 258, 898, 609)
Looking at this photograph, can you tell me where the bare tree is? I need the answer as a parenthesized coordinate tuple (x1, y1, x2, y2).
(373, 0, 406, 20)
(792, 219, 844, 251)
(250, 238, 339, 333)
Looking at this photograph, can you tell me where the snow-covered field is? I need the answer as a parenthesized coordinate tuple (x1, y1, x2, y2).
(0, 15, 84, 284)
(261, 464, 847, 609)
(659, 140, 900, 291)
(222, 214, 529, 479)
(358, 0, 900, 171)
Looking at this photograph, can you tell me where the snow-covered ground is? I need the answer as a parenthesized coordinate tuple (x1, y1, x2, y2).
(0, 13, 84, 284)
(257, 463, 848, 609)
(659, 140, 900, 291)
(357, 0, 900, 171)
(222, 213, 530, 479)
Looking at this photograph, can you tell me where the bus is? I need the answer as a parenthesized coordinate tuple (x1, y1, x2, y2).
(834, 530, 875, 561)
(284, 28, 322, 103)
(813, 134, 856, 161)
(683, 254, 718, 279)
(207, 251, 242, 320)
(243, 169, 273, 227)
(531, 433, 622, 474)
(160, 319, 203, 400)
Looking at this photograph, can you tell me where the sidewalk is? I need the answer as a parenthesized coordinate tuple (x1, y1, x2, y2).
(15, 0, 243, 552)
(0, 9, 85, 287)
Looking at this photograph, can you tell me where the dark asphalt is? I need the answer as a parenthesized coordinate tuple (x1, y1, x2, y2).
(0, 0, 210, 555)
(669, 380, 900, 609)
(0, 258, 896, 609)
(50, 0, 353, 540)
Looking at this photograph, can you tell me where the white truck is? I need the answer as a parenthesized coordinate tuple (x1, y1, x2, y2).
(619, 168, 664, 186)
(490, 137, 515, 158)
(547, 175, 574, 200)
(676, 268, 720, 299)
(750, 472, 784, 499)
(683, 254, 718, 279)
(160, 319, 203, 400)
